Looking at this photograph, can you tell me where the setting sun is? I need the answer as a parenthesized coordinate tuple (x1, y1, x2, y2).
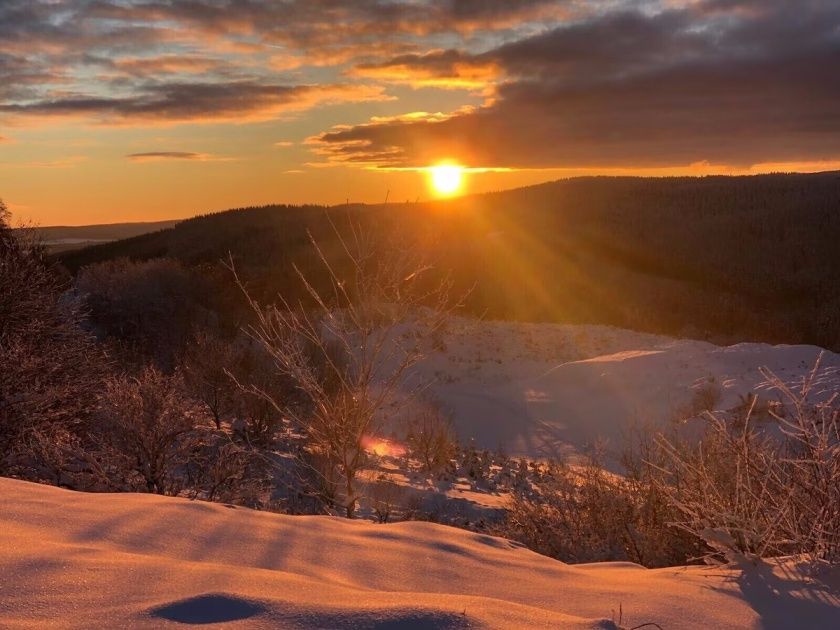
(429, 164, 464, 196)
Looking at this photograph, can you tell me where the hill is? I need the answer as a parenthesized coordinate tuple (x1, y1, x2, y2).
(58, 172, 840, 350)
(32, 220, 179, 253)
(2, 477, 838, 629)
(405, 317, 840, 463)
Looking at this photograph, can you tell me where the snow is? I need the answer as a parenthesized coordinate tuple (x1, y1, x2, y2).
(410, 319, 840, 463)
(2, 477, 838, 629)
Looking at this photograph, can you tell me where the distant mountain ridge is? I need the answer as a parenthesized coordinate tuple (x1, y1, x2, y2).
(32, 220, 180, 252)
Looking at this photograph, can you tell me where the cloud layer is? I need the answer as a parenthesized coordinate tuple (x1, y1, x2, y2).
(3, 1, 839, 169)
(312, 0, 840, 168)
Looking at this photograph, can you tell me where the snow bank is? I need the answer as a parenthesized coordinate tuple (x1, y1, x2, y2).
(2, 478, 838, 628)
(412, 319, 840, 462)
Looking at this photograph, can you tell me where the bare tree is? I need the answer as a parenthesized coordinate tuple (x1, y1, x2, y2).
(227, 341, 289, 447)
(97, 367, 200, 494)
(367, 475, 405, 523)
(232, 220, 453, 517)
(183, 437, 268, 505)
(182, 331, 237, 430)
(406, 407, 458, 475)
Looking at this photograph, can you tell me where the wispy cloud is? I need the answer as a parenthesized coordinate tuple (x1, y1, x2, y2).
(125, 151, 233, 162)
(0, 156, 87, 169)
(349, 49, 501, 91)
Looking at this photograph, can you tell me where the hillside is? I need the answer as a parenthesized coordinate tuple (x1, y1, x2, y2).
(406, 318, 840, 464)
(57, 172, 840, 351)
(31, 220, 180, 253)
(2, 477, 838, 629)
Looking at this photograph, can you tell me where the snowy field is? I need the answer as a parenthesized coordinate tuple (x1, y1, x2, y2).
(2, 477, 838, 629)
(410, 318, 840, 463)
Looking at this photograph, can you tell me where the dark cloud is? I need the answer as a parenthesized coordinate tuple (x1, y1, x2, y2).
(127, 151, 203, 160)
(1, 81, 388, 125)
(4, 0, 839, 170)
(314, 0, 840, 168)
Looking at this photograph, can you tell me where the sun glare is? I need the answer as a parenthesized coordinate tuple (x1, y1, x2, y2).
(429, 163, 464, 196)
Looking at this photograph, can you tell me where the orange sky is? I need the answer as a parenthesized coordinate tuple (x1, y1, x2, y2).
(2, 1, 839, 226)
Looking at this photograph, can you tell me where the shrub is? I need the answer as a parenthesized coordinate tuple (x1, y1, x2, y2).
(406, 409, 458, 475)
(0, 202, 108, 479)
(653, 359, 840, 565)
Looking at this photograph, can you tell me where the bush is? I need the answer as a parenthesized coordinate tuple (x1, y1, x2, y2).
(652, 359, 840, 564)
(499, 452, 700, 566)
(406, 409, 458, 475)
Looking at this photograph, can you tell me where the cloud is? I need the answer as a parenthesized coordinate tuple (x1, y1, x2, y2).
(83, 0, 576, 44)
(125, 151, 225, 162)
(350, 49, 501, 90)
(1, 1, 415, 127)
(311, 1, 840, 169)
(111, 56, 227, 76)
(4, 0, 840, 172)
(0, 0, 624, 130)
(2, 81, 392, 126)
(0, 156, 88, 169)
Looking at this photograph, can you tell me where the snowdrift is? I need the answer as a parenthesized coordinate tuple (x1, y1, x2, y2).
(415, 319, 840, 461)
(1, 478, 838, 629)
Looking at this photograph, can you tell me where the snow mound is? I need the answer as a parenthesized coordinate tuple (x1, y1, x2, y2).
(2, 478, 838, 629)
(413, 319, 840, 461)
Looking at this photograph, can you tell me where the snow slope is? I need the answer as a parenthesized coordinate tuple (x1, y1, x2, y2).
(2, 478, 838, 629)
(411, 319, 840, 462)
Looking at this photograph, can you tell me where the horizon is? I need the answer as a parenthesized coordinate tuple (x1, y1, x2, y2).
(27, 168, 840, 229)
(2, 1, 840, 225)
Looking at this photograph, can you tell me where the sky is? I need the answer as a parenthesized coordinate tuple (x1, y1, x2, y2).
(1, 0, 839, 225)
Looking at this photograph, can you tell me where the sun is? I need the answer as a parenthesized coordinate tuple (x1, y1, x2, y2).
(428, 163, 464, 196)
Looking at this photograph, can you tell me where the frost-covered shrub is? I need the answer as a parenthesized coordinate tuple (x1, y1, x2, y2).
(498, 454, 700, 566)
(653, 360, 840, 565)
(0, 203, 108, 480)
(406, 409, 458, 475)
(96, 367, 201, 494)
(367, 476, 405, 523)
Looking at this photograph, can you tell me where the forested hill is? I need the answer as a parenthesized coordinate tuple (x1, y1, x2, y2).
(59, 171, 840, 350)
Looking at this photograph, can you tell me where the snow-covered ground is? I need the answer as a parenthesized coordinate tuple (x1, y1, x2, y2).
(2, 477, 838, 629)
(409, 318, 840, 463)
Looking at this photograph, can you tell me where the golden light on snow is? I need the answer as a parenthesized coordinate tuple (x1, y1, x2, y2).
(362, 435, 406, 457)
(428, 163, 464, 196)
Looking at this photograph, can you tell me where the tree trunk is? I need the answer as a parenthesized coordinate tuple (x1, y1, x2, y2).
(345, 471, 356, 518)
